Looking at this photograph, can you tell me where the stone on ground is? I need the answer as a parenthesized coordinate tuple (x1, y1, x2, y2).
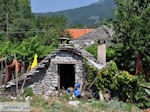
(68, 101, 81, 106)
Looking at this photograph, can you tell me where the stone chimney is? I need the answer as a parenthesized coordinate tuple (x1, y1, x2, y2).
(59, 37, 70, 47)
(97, 39, 106, 66)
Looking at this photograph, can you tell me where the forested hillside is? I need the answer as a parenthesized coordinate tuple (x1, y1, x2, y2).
(36, 0, 115, 25)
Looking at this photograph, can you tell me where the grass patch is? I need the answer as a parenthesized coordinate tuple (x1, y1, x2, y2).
(30, 96, 141, 112)
(0, 95, 142, 112)
(87, 99, 141, 112)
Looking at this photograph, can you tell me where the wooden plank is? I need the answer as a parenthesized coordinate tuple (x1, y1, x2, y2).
(51, 61, 82, 64)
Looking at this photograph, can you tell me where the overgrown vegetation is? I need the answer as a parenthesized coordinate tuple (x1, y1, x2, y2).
(84, 60, 149, 108)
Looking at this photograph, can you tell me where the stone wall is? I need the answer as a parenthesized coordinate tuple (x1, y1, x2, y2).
(26, 51, 84, 95)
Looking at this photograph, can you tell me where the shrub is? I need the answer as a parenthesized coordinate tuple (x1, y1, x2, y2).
(24, 87, 34, 97)
(113, 71, 137, 102)
(134, 85, 149, 108)
(84, 59, 149, 108)
(84, 60, 118, 93)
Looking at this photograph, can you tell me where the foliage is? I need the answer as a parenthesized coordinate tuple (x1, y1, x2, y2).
(84, 60, 118, 91)
(0, 0, 35, 41)
(0, 36, 56, 62)
(0, 0, 68, 63)
(84, 59, 149, 108)
(0, 2, 68, 61)
(85, 43, 97, 58)
(36, 15, 68, 30)
(24, 87, 34, 97)
(106, 46, 116, 62)
(134, 85, 149, 108)
(113, 0, 150, 74)
(85, 43, 116, 62)
(113, 71, 137, 102)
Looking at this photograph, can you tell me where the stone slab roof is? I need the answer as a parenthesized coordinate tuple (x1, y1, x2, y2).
(72, 25, 114, 47)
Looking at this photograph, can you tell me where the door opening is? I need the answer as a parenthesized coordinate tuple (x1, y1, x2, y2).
(59, 64, 75, 90)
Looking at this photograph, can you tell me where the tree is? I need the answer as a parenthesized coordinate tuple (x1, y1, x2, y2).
(0, 0, 35, 41)
(113, 0, 150, 75)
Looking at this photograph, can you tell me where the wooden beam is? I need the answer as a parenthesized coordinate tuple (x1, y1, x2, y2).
(51, 61, 82, 64)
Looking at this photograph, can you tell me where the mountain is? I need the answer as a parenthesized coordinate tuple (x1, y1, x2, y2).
(36, 0, 115, 25)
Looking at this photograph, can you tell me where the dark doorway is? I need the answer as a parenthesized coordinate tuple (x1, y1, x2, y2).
(59, 64, 75, 89)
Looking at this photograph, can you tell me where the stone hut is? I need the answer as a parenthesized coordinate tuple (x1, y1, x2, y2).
(4, 38, 106, 96)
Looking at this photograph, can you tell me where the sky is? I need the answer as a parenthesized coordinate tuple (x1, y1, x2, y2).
(31, 0, 98, 13)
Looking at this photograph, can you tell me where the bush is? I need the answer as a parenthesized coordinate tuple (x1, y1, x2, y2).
(113, 71, 137, 102)
(24, 87, 34, 97)
(84, 59, 149, 108)
(84, 60, 118, 93)
(134, 85, 149, 108)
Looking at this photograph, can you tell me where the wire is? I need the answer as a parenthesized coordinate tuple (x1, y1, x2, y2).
(0, 30, 47, 34)
(3, 28, 47, 31)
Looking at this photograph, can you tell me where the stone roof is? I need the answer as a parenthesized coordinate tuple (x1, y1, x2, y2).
(72, 25, 114, 47)
(5, 44, 105, 89)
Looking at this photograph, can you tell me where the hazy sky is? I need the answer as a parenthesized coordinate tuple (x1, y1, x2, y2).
(31, 0, 98, 13)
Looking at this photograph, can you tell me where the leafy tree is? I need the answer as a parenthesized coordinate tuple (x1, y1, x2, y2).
(113, 0, 150, 75)
(0, 0, 35, 41)
(47, 15, 68, 29)
(36, 15, 48, 29)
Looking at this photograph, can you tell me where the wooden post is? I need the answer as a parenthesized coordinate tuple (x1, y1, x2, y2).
(0, 61, 4, 86)
(18, 76, 27, 98)
(14, 54, 18, 98)
(23, 56, 25, 74)
(58, 65, 60, 97)
(21, 56, 25, 75)
(5, 59, 7, 70)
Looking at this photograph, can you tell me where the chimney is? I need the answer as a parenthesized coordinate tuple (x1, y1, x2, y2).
(97, 39, 106, 66)
(59, 37, 70, 48)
